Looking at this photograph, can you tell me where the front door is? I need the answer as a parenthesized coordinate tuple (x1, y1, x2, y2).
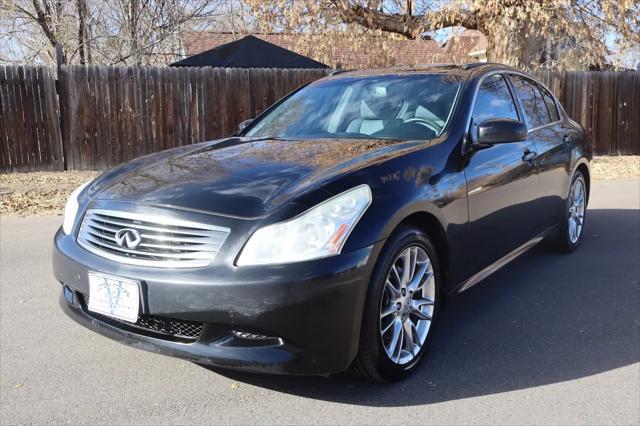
(464, 73, 541, 272)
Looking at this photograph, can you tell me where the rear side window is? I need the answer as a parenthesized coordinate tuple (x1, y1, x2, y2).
(510, 75, 552, 128)
(472, 74, 519, 124)
(540, 86, 560, 122)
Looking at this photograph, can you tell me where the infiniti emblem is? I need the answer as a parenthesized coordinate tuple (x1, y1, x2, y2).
(114, 228, 142, 249)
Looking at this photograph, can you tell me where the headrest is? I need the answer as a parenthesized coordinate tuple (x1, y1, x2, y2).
(415, 105, 435, 120)
(415, 105, 433, 118)
(361, 98, 396, 120)
(360, 100, 378, 119)
(415, 105, 445, 127)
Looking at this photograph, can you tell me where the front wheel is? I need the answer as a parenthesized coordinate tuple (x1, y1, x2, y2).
(553, 170, 587, 252)
(351, 226, 441, 382)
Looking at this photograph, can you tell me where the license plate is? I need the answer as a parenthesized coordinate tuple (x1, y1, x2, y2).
(88, 272, 140, 323)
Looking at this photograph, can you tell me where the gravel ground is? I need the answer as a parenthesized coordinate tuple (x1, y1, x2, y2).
(0, 171, 99, 216)
(591, 155, 640, 180)
(0, 156, 638, 216)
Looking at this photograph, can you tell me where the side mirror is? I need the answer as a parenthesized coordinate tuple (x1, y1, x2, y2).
(237, 119, 253, 133)
(476, 118, 527, 145)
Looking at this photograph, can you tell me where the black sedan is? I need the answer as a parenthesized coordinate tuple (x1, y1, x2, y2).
(53, 63, 591, 382)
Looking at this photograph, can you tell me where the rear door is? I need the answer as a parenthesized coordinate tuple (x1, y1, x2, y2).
(508, 74, 571, 232)
(464, 73, 541, 271)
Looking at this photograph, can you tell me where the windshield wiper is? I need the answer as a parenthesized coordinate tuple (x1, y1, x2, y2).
(243, 136, 294, 142)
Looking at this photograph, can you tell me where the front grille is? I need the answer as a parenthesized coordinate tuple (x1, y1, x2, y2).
(81, 293, 203, 342)
(77, 209, 230, 268)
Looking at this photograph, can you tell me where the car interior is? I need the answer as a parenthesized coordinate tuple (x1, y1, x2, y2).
(334, 80, 457, 139)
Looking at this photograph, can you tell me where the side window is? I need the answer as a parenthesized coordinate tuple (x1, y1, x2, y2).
(510, 75, 552, 128)
(472, 74, 519, 124)
(540, 86, 560, 122)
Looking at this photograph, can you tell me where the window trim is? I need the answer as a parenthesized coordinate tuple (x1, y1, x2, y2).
(537, 83, 561, 124)
(506, 72, 564, 133)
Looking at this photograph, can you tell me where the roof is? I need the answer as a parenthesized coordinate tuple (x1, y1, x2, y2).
(182, 32, 458, 69)
(321, 63, 514, 82)
(332, 62, 502, 74)
(171, 35, 329, 69)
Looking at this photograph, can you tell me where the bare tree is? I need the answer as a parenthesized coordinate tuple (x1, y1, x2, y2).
(76, 0, 89, 64)
(0, 0, 226, 65)
(0, 0, 73, 64)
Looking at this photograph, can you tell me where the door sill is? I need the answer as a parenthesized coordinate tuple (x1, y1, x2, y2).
(454, 226, 557, 294)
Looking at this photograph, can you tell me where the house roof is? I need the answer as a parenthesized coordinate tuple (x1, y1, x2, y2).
(443, 29, 488, 62)
(182, 32, 459, 69)
(170, 35, 329, 69)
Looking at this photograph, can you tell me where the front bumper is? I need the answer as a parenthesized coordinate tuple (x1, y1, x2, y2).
(53, 228, 383, 375)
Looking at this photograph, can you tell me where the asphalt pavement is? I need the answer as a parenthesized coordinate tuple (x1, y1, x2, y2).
(1, 178, 639, 425)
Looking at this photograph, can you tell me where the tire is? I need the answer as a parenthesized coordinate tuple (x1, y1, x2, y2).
(350, 226, 442, 382)
(553, 170, 587, 252)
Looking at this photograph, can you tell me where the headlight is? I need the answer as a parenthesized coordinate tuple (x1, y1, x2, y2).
(62, 181, 92, 235)
(237, 185, 372, 266)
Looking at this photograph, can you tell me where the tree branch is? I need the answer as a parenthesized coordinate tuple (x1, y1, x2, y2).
(329, 1, 478, 39)
(30, 0, 58, 47)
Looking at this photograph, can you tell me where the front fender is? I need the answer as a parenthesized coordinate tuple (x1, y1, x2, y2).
(338, 153, 469, 287)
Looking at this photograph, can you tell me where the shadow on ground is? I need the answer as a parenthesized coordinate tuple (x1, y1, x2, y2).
(201, 208, 640, 406)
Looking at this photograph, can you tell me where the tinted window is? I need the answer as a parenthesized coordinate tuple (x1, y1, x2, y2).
(510, 75, 552, 128)
(540, 86, 560, 122)
(472, 74, 519, 124)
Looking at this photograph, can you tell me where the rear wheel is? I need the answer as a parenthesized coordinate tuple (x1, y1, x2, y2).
(553, 171, 587, 252)
(351, 226, 441, 382)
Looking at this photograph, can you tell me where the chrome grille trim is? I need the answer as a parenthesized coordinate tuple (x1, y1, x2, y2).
(77, 209, 230, 268)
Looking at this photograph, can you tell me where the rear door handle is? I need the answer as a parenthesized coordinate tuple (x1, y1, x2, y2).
(522, 150, 537, 164)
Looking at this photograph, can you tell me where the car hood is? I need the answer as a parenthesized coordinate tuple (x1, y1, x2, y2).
(90, 137, 428, 219)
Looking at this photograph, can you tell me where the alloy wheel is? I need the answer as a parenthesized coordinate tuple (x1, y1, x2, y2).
(379, 245, 435, 365)
(568, 177, 586, 244)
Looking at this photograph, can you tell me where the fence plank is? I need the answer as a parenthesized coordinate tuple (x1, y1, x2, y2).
(0, 66, 12, 171)
(2, 67, 16, 169)
(107, 66, 119, 167)
(32, 67, 48, 169)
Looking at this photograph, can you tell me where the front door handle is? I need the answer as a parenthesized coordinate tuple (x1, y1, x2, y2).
(522, 149, 537, 164)
(563, 135, 571, 145)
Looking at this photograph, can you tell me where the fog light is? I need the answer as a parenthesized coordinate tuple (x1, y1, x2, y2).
(63, 286, 74, 304)
(231, 328, 274, 340)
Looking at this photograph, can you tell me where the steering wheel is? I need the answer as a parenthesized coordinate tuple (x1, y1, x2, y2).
(403, 117, 441, 134)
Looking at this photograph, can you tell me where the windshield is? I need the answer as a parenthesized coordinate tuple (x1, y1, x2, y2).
(246, 74, 463, 140)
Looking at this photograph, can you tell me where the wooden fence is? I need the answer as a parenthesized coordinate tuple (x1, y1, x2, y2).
(1, 65, 330, 172)
(57, 65, 331, 171)
(535, 71, 640, 155)
(0, 66, 64, 171)
(0, 65, 638, 172)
